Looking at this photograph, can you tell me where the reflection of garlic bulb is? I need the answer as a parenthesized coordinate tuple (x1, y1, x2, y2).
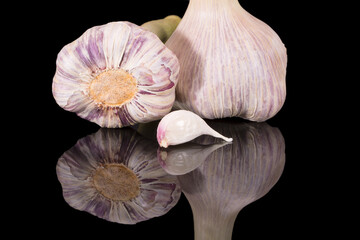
(56, 128, 181, 224)
(53, 21, 179, 128)
(166, 0, 287, 121)
(178, 121, 286, 239)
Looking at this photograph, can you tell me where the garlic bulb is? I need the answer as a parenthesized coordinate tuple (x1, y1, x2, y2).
(165, 0, 287, 121)
(53, 21, 179, 128)
(157, 110, 232, 148)
(178, 121, 285, 239)
(56, 128, 181, 224)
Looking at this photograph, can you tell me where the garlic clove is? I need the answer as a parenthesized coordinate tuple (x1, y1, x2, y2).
(56, 128, 181, 224)
(157, 110, 232, 148)
(157, 142, 229, 175)
(53, 21, 179, 128)
(165, 0, 287, 121)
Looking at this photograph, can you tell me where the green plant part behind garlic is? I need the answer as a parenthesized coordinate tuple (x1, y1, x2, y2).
(157, 110, 232, 148)
(165, 0, 287, 121)
(53, 21, 179, 128)
(141, 15, 181, 43)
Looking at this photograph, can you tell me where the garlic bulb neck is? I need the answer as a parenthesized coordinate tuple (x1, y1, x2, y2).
(186, 0, 243, 20)
(189, 0, 239, 9)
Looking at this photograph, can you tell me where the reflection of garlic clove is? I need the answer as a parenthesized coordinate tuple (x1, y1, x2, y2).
(157, 110, 232, 148)
(157, 141, 229, 175)
(53, 21, 179, 128)
(166, 0, 287, 121)
(56, 128, 181, 224)
(178, 121, 285, 239)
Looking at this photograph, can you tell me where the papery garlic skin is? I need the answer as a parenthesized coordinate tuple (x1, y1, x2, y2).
(157, 110, 232, 148)
(53, 21, 179, 128)
(165, 0, 287, 121)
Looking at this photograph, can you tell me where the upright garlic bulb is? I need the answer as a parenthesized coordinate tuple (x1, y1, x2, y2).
(53, 21, 179, 128)
(166, 0, 287, 121)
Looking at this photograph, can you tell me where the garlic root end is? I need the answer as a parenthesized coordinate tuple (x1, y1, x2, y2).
(160, 139, 169, 148)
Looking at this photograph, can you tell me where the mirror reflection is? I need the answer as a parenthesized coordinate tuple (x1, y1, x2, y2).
(56, 128, 181, 224)
(56, 119, 285, 236)
(176, 120, 286, 240)
(157, 141, 230, 175)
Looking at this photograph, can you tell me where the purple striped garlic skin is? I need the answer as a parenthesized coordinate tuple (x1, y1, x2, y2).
(165, 0, 287, 121)
(53, 21, 179, 128)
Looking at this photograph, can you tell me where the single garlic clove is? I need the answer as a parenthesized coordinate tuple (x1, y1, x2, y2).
(53, 21, 179, 128)
(165, 0, 287, 122)
(157, 110, 232, 148)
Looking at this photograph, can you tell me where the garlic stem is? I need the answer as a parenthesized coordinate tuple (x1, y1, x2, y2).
(141, 15, 181, 43)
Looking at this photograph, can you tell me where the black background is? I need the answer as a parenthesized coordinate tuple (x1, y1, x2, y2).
(9, 0, 345, 238)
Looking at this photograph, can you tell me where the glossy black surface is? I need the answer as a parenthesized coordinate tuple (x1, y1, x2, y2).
(12, 0, 340, 239)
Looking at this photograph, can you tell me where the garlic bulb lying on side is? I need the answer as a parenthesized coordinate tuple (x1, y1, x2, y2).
(157, 110, 232, 148)
(165, 0, 287, 121)
(53, 21, 179, 128)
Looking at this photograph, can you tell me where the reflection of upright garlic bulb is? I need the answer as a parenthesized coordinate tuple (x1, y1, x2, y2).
(166, 0, 287, 121)
(178, 121, 286, 239)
